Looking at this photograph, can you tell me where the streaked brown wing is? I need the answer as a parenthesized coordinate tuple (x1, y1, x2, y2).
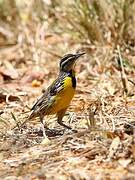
(29, 73, 66, 118)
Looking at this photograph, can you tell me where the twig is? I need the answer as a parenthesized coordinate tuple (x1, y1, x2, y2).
(0, 117, 8, 125)
(104, 112, 116, 132)
(117, 46, 128, 95)
(87, 107, 96, 129)
(128, 79, 135, 86)
(11, 112, 20, 130)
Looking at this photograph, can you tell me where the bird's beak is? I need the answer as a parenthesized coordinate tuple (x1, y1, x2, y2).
(75, 52, 86, 59)
(72, 52, 85, 70)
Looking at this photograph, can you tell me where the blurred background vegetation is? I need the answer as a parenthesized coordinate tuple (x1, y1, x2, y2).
(0, 0, 135, 47)
(0, 0, 135, 86)
(0, 0, 135, 93)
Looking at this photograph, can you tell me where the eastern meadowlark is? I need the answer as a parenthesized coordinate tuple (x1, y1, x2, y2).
(29, 52, 85, 138)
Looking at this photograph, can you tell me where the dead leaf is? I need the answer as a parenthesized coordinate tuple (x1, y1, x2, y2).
(118, 159, 131, 168)
(108, 137, 120, 159)
(103, 130, 124, 140)
(0, 67, 18, 80)
(1, 60, 19, 80)
(0, 91, 20, 103)
(21, 71, 45, 84)
(41, 138, 51, 145)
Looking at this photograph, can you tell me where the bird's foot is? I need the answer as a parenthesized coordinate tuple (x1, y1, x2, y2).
(45, 128, 65, 136)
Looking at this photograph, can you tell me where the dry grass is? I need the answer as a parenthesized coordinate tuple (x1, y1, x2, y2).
(0, 0, 135, 179)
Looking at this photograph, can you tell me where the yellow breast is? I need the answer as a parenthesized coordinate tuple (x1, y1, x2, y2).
(49, 76, 75, 114)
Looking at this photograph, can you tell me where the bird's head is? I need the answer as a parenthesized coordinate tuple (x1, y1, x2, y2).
(59, 52, 85, 72)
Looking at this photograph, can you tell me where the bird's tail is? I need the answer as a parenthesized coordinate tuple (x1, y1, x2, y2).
(20, 111, 35, 128)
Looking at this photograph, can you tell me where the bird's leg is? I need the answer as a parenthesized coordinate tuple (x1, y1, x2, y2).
(39, 115, 64, 137)
(57, 109, 76, 131)
(39, 115, 48, 138)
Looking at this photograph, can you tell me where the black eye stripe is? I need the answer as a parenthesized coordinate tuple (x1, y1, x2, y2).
(60, 57, 74, 67)
(60, 54, 76, 69)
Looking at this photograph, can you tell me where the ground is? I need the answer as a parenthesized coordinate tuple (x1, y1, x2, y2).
(0, 0, 135, 179)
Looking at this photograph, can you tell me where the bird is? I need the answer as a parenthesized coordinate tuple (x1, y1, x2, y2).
(28, 52, 85, 138)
